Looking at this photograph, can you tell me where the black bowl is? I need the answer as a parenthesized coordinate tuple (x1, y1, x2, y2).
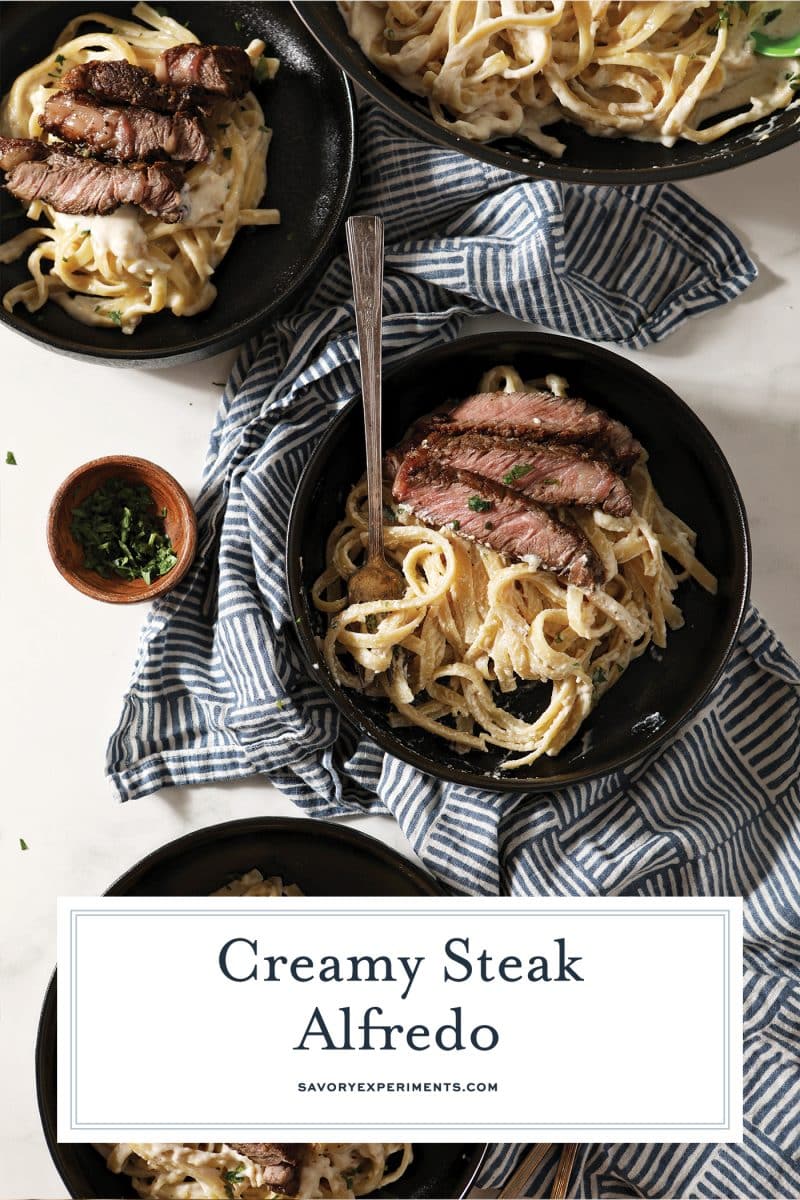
(287, 331, 751, 793)
(35, 817, 487, 1199)
(0, 3, 357, 367)
(292, 1, 800, 184)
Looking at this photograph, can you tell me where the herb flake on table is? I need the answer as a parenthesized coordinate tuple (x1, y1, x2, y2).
(19, 837, 29, 850)
(70, 478, 178, 584)
(6, 450, 17, 465)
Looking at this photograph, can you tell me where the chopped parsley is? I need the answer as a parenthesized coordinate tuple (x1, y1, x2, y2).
(222, 146, 233, 159)
(108, 309, 122, 326)
(55, 53, 66, 65)
(223, 1167, 246, 1199)
(467, 495, 492, 513)
(591, 666, 608, 686)
(450, 519, 460, 531)
(342, 1171, 357, 1190)
(541, 477, 561, 486)
(762, 8, 781, 24)
(253, 57, 274, 84)
(70, 478, 179, 585)
(501, 462, 533, 486)
(365, 614, 379, 633)
(6, 450, 17, 465)
(382, 503, 396, 522)
(19, 837, 29, 851)
(275, 698, 285, 710)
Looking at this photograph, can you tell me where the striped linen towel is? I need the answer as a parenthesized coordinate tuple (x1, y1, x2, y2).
(107, 102, 800, 1196)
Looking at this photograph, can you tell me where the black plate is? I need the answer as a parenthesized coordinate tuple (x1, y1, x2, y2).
(292, 1, 800, 184)
(35, 817, 487, 1200)
(0, 3, 357, 366)
(287, 331, 751, 793)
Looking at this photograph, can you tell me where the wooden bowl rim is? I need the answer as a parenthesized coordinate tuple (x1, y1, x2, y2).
(46, 454, 198, 604)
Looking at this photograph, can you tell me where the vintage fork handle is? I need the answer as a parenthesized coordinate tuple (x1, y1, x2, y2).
(345, 213, 385, 564)
(496, 1143, 553, 1199)
(550, 1143, 578, 1199)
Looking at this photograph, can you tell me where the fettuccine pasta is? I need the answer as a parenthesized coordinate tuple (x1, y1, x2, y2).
(0, 2, 279, 331)
(313, 366, 717, 768)
(341, 1, 800, 156)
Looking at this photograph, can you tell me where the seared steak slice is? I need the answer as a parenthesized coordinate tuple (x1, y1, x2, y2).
(41, 91, 210, 163)
(62, 59, 209, 113)
(156, 43, 252, 97)
(4, 149, 186, 221)
(0, 136, 48, 171)
(446, 391, 642, 473)
(424, 431, 632, 517)
(227, 1144, 308, 1195)
(393, 451, 603, 588)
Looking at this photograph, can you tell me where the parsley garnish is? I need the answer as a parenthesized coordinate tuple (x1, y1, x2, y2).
(343, 1171, 357, 1190)
(55, 53, 66, 65)
(19, 837, 29, 850)
(762, 8, 781, 24)
(542, 477, 561, 486)
(501, 463, 533, 486)
(70, 478, 179, 585)
(253, 57, 273, 84)
(365, 614, 379, 633)
(591, 666, 607, 686)
(467, 495, 492, 512)
(6, 450, 17, 465)
(275, 698, 285, 710)
(450, 519, 460, 530)
(382, 503, 396, 522)
(223, 1167, 246, 1199)
(222, 146, 232, 159)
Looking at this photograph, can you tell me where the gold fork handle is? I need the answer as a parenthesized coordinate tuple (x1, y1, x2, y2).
(551, 1143, 579, 1199)
(496, 1143, 553, 1199)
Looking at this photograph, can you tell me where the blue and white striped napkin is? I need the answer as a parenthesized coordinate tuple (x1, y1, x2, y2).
(108, 102, 800, 1197)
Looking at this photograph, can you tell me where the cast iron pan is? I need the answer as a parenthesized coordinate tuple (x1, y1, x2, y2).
(36, 817, 487, 1199)
(292, 0, 800, 184)
(287, 331, 751, 793)
(0, 3, 357, 366)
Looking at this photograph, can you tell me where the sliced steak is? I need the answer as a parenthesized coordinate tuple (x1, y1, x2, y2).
(41, 91, 210, 163)
(156, 43, 252, 97)
(227, 1144, 308, 1195)
(424, 430, 632, 517)
(4, 148, 186, 221)
(0, 136, 48, 171)
(393, 450, 603, 588)
(446, 391, 642, 473)
(61, 59, 209, 113)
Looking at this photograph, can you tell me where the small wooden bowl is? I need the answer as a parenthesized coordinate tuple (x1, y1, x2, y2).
(47, 455, 198, 604)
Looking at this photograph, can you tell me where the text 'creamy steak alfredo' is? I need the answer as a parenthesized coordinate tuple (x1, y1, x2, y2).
(313, 366, 717, 768)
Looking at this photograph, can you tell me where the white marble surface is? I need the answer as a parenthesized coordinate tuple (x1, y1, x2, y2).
(1, 142, 798, 1199)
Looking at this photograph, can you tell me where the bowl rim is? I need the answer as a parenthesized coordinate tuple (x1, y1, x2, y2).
(286, 329, 752, 793)
(34, 817, 489, 1200)
(291, 0, 800, 184)
(46, 453, 199, 603)
(0, 2, 359, 368)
